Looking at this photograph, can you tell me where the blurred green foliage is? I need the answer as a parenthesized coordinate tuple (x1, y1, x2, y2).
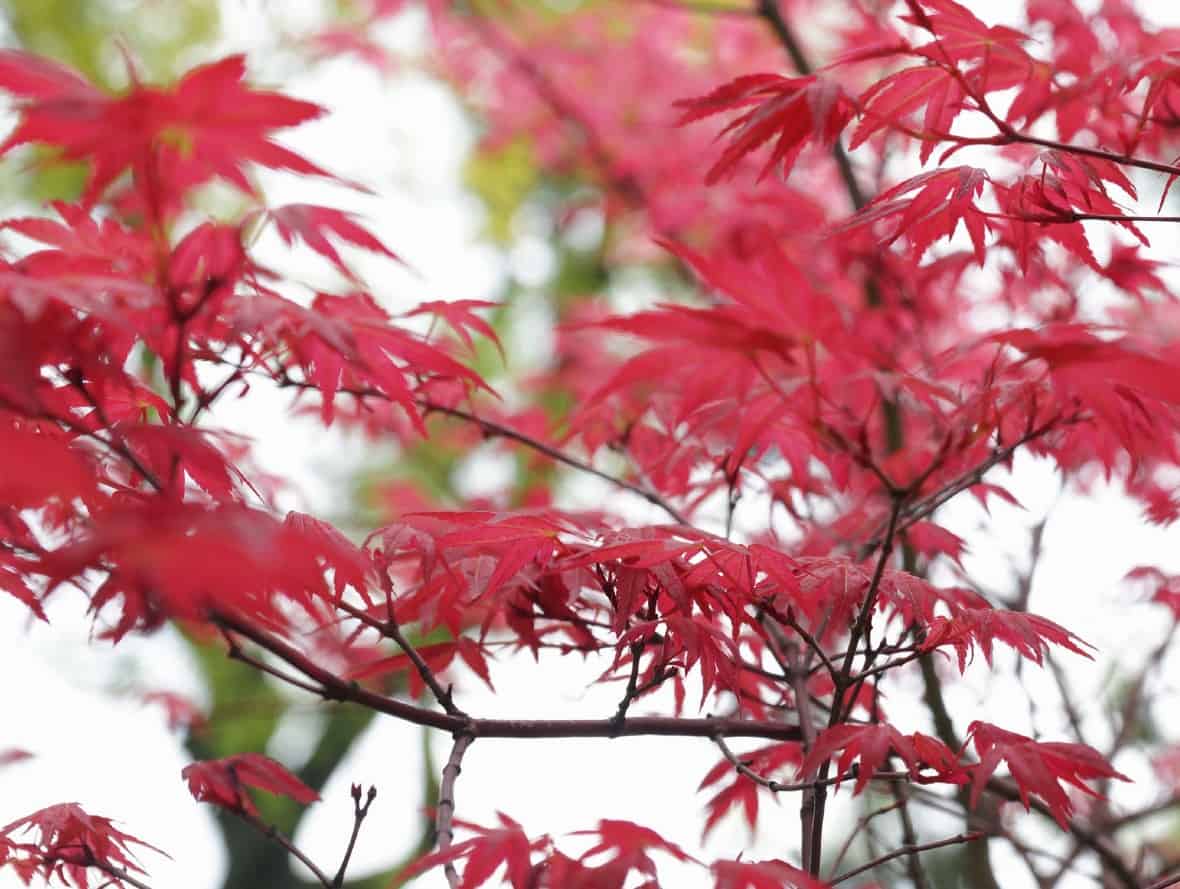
(3, 0, 219, 85)
(0, 0, 219, 201)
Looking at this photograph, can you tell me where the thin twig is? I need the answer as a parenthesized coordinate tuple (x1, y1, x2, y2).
(829, 831, 986, 885)
(890, 783, 932, 889)
(336, 597, 464, 716)
(713, 734, 907, 792)
(420, 400, 689, 524)
(241, 812, 333, 888)
(796, 496, 903, 876)
(264, 369, 690, 524)
(332, 784, 376, 888)
(224, 634, 326, 697)
(437, 733, 475, 889)
(612, 640, 646, 730)
(829, 800, 904, 879)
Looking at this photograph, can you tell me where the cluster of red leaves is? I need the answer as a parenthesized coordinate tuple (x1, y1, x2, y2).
(409, 815, 832, 889)
(0, 804, 159, 888)
(0, 44, 492, 643)
(356, 508, 1101, 716)
(2, 0, 1174, 883)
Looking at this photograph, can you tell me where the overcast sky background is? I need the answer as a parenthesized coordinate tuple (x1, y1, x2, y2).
(3, 2, 1180, 888)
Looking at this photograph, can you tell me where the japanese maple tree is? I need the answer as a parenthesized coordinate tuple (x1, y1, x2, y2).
(3, 1, 1180, 888)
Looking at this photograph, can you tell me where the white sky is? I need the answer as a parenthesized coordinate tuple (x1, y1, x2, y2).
(4, 2, 1180, 889)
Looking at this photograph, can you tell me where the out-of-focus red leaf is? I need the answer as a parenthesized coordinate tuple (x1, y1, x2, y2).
(182, 753, 319, 816)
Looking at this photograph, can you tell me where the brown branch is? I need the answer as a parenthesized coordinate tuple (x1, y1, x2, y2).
(985, 210, 1180, 225)
(829, 831, 986, 886)
(464, 13, 651, 211)
(222, 631, 327, 697)
(240, 811, 333, 888)
(1106, 795, 1180, 832)
(1002, 130, 1180, 180)
(839, 497, 903, 688)
(437, 733, 475, 888)
(213, 613, 803, 742)
(335, 597, 464, 716)
(795, 497, 902, 875)
(913, 15, 1180, 185)
(855, 413, 1082, 554)
(612, 639, 647, 729)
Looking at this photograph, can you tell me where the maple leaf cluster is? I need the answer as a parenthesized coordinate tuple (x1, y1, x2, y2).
(3, 0, 1180, 888)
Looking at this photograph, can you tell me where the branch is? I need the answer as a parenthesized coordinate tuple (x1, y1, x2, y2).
(916, 17, 1180, 184)
(829, 831, 986, 885)
(985, 210, 1180, 225)
(713, 734, 908, 793)
(66, 854, 155, 889)
(213, 613, 803, 742)
(332, 784, 377, 888)
(611, 639, 647, 729)
(890, 783, 932, 889)
(335, 597, 464, 716)
(857, 413, 1081, 554)
(839, 496, 903, 688)
(437, 733, 475, 889)
(240, 811, 333, 888)
(829, 799, 904, 879)
(420, 399, 690, 524)
(1003, 130, 1180, 180)
(795, 496, 901, 876)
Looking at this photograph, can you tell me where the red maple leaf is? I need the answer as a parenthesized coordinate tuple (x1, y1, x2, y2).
(0, 52, 330, 206)
(920, 607, 1092, 670)
(798, 723, 964, 794)
(676, 74, 854, 184)
(404, 813, 547, 889)
(850, 65, 967, 160)
(966, 721, 1129, 827)
(698, 742, 802, 837)
(263, 203, 401, 282)
(574, 819, 696, 877)
(142, 691, 207, 733)
(840, 166, 991, 264)
(182, 753, 319, 816)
